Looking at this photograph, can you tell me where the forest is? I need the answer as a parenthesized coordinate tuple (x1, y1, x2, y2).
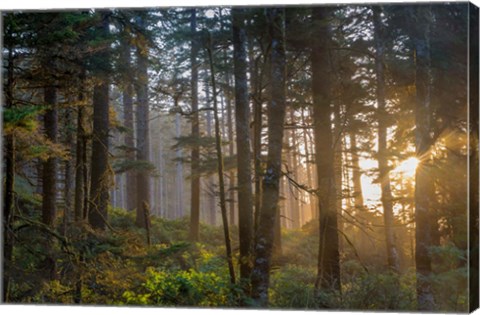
(1, 3, 479, 312)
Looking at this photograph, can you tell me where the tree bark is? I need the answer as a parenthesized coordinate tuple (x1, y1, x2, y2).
(3, 43, 15, 302)
(42, 70, 58, 282)
(288, 109, 300, 228)
(134, 15, 151, 229)
(251, 8, 287, 307)
(349, 131, 364, 209)
(311, 7, 341, 295)
(302, 108, 316, 221)
(373, 6, 400, 272)
(74, 101, 85, 222)
(412, 5, 435, 310)
(120, 28, 137, 212)
(232, 8, 254, 282)
(206, 35, 236, 285)
(42, 85, 57, 227)
(63, 104, 74, 233)
(88, 12, 111, 230)
(189, 9, 201, 241)
(175, 106, 185, 218)
(248, 32, 263, 233)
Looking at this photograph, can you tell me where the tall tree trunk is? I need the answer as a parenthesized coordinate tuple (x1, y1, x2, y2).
(175, 99, 184, 217)
(349, 131, 364, 209)
(120, 29, 137, 212)
(3, 44, 15, 302)
(189, 9, 201, 241)
(220, 10, 237, 227)
(412, 5, 435, 310)
(247, 21, 264, 232)
(373, 6, 400, 272)
(333, 103, 343, 234)
(134, 15, 151, 229)
(42, 86, 57, 228)
(73, 80, 86, 304)
(302, 108, 316, 221)
(311, 7, 341, 295)
(251, 8, 287, 307)
(232, 8, 254, 283)
(42, 71, 58, 282)
(82, 110, 90, 221)
(74, 102, 85, 221)
(288, 110, 300, 228)
(63, 105, 74, 233)
(206, 35, 236, 285)
(204, 80, 217, 224)
(88, 12, 111, 230)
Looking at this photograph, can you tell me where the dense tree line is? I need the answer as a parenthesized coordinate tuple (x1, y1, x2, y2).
(1, 4, 478, 311)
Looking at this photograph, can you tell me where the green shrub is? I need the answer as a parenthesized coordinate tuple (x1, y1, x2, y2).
(341, 269, 416, 310)
(122, 267, 236, 307)
(269, 264, 318, 309)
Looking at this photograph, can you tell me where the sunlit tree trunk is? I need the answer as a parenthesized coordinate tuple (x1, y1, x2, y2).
(311, 7, 341, 296)
(248, 30, 264, 232)
(349, 131, 364, 209)
(189, 9, 201, 240)
(333, 103, 343, 237)
(89, 12, 111, 230)
(373, 6, 400, 272)
(412, 5, 435, 310)
(232, 8, 254, 283)
(302, 108, 316, 221)
(206, 35, 236, 285)
(288, 110, 300, 228)
(251, 8, 287, 307)
(134, 15, 151, 229)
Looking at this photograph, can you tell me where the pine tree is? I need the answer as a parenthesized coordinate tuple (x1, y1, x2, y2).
(311, 6, 341, 295)
(232, 7, 254, 283)
(251, 7, 287, 307)
(88, 11, 111, 230)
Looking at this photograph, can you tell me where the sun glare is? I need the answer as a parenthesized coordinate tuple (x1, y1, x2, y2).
(394, 157, 420, 177)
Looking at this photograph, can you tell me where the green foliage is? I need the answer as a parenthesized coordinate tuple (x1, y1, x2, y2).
(14, 176, 41, 214)
(122, 267, 235, 306)
(430, 244, 468, 312)
(341, 270, 416, 310)
(112, 159, 157, 175)
(280, 222, 318, 266)
(3, 105, 44, 132)
(269, 264, 317, 309)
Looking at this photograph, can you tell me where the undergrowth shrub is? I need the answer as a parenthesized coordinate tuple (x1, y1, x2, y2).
(269, 264, 318, 309)
(341, 267, 416, 310)
(122, 267, 235, 306)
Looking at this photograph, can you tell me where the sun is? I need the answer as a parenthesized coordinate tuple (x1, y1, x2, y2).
(394, 157, 420, 177)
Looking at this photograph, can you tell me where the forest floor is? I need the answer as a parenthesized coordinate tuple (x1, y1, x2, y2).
(7, 206, 467, 311)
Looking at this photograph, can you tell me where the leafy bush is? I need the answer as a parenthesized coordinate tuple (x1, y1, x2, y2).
(269, 264, 318, 309)
(122, 267, 236, 307)
(430, 244, 468, 312)
(341, 269, 416, 310)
